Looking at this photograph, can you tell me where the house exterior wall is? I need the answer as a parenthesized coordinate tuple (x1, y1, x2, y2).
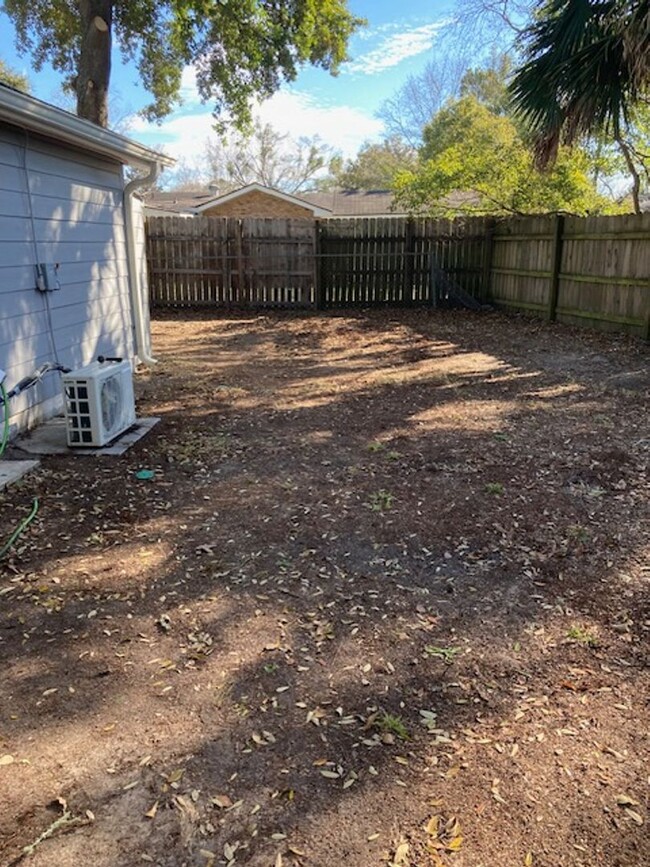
(0, 122, 136, 435)
(201, 190, 315, 219)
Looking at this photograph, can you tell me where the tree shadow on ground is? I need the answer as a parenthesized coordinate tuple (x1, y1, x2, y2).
(0, 308, 647, 867)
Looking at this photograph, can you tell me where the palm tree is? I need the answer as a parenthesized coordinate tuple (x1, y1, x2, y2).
(510, 0, 649, 212)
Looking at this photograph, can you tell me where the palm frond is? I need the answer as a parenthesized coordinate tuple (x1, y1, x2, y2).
(510, 0, 649, 168)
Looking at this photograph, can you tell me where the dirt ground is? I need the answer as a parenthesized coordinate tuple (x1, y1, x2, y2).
(0, 309, 648, 867)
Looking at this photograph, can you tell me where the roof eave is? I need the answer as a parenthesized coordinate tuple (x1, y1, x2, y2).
(0, 85, 175, 170)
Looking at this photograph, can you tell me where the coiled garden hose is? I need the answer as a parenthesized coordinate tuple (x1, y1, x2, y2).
(0, 497, 39, 560)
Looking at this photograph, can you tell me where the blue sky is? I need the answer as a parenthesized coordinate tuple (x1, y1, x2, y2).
(0, 1, 458, 169)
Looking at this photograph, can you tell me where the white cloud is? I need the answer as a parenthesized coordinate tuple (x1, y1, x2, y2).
(256, 90, 383, 157)
(128, 87, 384, 170)
(179, 65, 200, 104)
(345, 21, 450, 75)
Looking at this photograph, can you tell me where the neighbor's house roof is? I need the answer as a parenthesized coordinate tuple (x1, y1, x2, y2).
(193, 182, 333, 217)
(144, 184, 404, 217)
(0, 83, 174, 171)
(300, 189, 397, 216)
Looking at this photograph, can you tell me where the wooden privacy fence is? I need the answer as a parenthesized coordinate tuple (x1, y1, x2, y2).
(147, 215, 492, 309)
(489, 213, 649, 338)
(146, 216, 316, 308)
(146, 212, 650, 338)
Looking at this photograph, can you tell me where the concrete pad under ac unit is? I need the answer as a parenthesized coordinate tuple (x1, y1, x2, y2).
(13, 417, 160, 457)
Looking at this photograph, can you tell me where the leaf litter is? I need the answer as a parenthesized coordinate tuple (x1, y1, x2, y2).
(0, 311, 648, 867)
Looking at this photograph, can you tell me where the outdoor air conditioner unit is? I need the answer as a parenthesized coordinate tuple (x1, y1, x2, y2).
(62, 359, 136, 447)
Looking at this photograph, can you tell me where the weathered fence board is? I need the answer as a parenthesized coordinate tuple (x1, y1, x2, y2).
(146, 212, 650, 338)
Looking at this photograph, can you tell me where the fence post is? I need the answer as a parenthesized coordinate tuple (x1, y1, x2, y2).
(482, 218, 496, 303)
(234, 219, 246, 306)
(314, 220, 323, 309)
(403, 217, 415, 305)
(548, 213, 565, 321)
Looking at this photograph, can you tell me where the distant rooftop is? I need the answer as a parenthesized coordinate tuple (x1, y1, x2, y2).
(143, 186, 403, 217)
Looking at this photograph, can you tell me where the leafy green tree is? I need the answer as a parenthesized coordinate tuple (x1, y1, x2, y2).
(328, 137, 417, 189)
(3, 0, 364, 127)
(394, 96, 613, 216)
(378, 51, 515, 149)
(0, 59, 29, 92)
(510, 0, 650, 212)
(459, 53, 512, 116)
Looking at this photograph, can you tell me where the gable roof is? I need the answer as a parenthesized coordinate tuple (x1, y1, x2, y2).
(0, 83, 174, 171)
(191, 183, 333, 217)
(144, 184, 405, 217)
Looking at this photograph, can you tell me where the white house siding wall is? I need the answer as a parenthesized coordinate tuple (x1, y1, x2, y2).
(0, 122, 135, 434)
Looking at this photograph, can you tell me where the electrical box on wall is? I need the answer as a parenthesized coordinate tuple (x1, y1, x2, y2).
(35, 263, 60, 292)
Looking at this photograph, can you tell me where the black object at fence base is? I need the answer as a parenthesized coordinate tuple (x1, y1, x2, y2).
(429, 261, 484, 311)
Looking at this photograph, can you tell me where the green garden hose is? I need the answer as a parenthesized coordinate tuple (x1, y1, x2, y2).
(0, 382, 8, 458)
(0, 497, 39, 560)
(0, 383, 39, 559)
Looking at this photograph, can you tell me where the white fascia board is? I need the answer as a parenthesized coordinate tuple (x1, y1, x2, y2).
(0, 85, 175, 170)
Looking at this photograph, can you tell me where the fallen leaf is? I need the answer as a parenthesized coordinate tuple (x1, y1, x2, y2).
(212, 794, 233, 809)
(624, 809, 644, 826)
(394, 840, 410, 866)
(167, 768, 184, 784)
(144, 801, 159, 819)
(616, 794, 640, 807)
(524, 853, 533, 866)
(426, 816, 439, 837)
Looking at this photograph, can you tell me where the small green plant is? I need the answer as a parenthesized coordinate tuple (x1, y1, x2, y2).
(376, 712, 410, 740)
(263, 663, 279, 675)
(369, 489, 394, 512)
(485, 482, 504, 496)
(386, 451, 401, 461)
(566, 524, 590, 543)
(566, 625, 598, 647)
(425, 645, 461, 663)
(367, 441, 385, 453)
(162, 431, 229, 464)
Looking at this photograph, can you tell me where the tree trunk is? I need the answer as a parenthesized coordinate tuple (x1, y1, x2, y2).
(616, 136, 641, 215)
(76, 0, 113, 126)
